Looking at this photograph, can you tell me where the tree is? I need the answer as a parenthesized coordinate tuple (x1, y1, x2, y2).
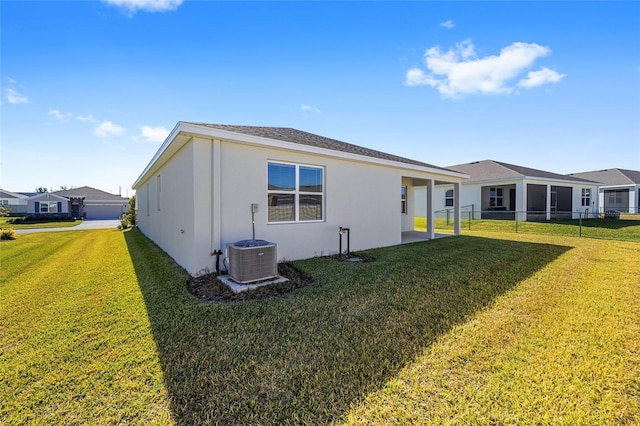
(35, 187, 48, 193)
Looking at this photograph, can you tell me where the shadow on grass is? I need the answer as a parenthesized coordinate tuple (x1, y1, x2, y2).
(124, 229, 571, 425)
(567, 218, 640, 230)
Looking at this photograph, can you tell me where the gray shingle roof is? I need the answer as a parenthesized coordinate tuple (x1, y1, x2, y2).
(186, 122, 454, 172)
(447, 160, 598, 184)
(53, 186, 129, 201)
(568, 168, 640, 186)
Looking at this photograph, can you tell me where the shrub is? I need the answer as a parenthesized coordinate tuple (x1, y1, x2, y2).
(119, 196, 137, 229)
(1, 228, 17, 240)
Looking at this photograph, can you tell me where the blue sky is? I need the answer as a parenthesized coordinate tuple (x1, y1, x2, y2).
(2, 0, 639, 195)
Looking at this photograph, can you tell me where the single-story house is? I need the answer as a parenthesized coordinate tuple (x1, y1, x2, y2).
(0, 189, 29, 214)
(26, 192, 71, 217)
(53, 186, 130, 219)
(25, 186, 130, 219)
(424, 160, 601, 221)
(568, 168, 640, 214)
(132, 121, 468, 276)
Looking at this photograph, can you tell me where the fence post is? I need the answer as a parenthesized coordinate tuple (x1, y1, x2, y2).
(515, 211, 519, 233)
(446, 209, 450, 226)
(579, 211, 582, 238)
(468, 211, 471, 230)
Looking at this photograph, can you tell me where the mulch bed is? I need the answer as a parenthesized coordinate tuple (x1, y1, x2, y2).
(186, 262, 314, 302)
(186, 252, 372, 302)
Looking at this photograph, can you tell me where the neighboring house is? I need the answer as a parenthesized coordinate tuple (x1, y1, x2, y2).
(0, 189, 29, 214)
(568, 168, 640, 214)
(132, 122, 468, 275)
(425, 160, 600, 221)
(54, 186, 130, 219)
(25, 186, 129, 219)
(26, 192, 71, 217)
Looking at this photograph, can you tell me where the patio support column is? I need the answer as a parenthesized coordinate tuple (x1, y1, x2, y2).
(546, 184, 552, 220)
(427, 179, 435, 239)
(516, 181, 526, 222)
(454, 182, 461, 235)
(629, 188, 637, 215)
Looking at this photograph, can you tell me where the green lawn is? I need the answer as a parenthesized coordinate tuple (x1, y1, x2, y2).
(1, 228, 638, 424)
(416, 215, 640, 242)
(0, 217, 82, 229)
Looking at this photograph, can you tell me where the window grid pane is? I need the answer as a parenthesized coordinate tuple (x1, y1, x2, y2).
(268, 193, 295, 222)
(268, 163, 296, 191)
(300, 194, 323, 221)
(299, 166, 323, 192)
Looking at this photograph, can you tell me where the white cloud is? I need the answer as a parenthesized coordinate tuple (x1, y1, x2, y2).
(5, 87, 29, 104)
(102, 0, 183, 14)
(76, 114, 99, 123)
(139, 125, 169, 143)
(518, 66, 565, 88)
(48, 109, 72, 121)
(301, 104, 321, 113)
(406, 39, 564, 97)
(95, 121, 126, 138)
(440, 20, 455, 29)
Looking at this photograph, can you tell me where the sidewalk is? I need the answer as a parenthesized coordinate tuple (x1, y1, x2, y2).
(15, 219, 121, 234)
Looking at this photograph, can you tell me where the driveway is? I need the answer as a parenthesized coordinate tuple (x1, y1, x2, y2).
(15, 219, 121, 234)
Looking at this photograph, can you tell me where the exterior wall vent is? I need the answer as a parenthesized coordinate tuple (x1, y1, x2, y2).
(227, 240, 278, 283)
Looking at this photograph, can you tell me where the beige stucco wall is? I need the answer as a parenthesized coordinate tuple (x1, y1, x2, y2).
(216, 141, 401, 263)
(136, 135, 462, 275)
(137, 139, 199, 273)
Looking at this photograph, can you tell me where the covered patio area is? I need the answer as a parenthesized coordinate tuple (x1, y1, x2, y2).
(401, 231, 454, 244)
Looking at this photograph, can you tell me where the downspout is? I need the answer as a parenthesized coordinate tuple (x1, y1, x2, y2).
(211, 139, 222, 258)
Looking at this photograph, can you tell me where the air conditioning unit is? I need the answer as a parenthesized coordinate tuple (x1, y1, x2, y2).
(227, 240, 278, 284)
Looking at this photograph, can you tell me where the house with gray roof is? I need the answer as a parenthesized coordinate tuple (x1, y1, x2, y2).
(0, 189, 29, 214)
(24, 186, 129, 219)
(428, 160, 601, 221)
(133, 121, 468, 276)
(53, 186, 130, 219)
(568, 168, 640, 214)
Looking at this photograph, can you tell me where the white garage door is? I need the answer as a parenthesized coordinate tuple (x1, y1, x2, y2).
(84, 204, 125, 219)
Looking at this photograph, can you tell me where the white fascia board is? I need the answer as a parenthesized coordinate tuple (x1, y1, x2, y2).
(522, 176, 603, 186)
(0, 189, 29, 199)
(178, 122, 469, 182)
(465, 176, 600, 186)
(598, 184, 636, 189)
(28, 192, 69, 202)
(84, 199, 129, 205)
(132, 122, 187, 189)
(462, 177, 524, 186)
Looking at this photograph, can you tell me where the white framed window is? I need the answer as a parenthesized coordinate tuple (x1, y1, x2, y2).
(581, 188, 591, 207)
(401, 186, 407, 214)
(40, 202, 59, 213)
(489, 187, 503, 208)
(608, 190, 623, 204)
(267, 161, 324, 223)
(445, 189, 454, 207)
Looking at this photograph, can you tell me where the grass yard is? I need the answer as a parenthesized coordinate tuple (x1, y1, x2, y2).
(415, 215, 640, 242)
(0, 217, 82, 230)
(1, 228, 638, 424)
